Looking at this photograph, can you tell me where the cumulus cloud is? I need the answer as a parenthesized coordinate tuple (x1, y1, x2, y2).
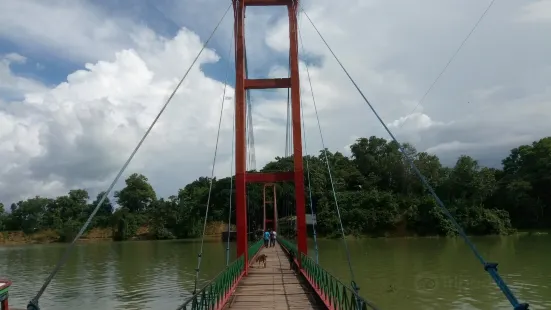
(0, 27, 238, 203)
(517, 0, 551, 23)
(0, 0, 550, 204)
(283, 0, 551, 166)
(0, 0, 151, 63)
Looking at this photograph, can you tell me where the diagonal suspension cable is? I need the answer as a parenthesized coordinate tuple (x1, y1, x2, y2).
(244, 43, 256, 171)
(399, 0, 496, 128)
(298, 75, 320, 265)
(192, 20, 234, 295)
(26, 4, 232, 310)
(296, 16, 366, 309)
(243, 38, 256, 230)
(299, 5, 528, 310)
(285, 53, 292, 158)
(221, 28, 235, 269)
(226, 102, 236, 267)
(282, 52, 292, 232)
(297, 14, 320, 265)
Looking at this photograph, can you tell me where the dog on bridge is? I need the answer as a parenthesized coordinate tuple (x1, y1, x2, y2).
(254, 253, 268, 268)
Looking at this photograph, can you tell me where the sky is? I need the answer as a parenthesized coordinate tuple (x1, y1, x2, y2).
(0, 0, 550, 205)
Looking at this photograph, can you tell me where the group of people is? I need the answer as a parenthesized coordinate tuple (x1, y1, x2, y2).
(263, 229, 277, 247)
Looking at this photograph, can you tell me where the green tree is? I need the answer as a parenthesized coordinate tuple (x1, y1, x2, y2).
(115, 173, 157, 213)
(3, 135, 551, 241)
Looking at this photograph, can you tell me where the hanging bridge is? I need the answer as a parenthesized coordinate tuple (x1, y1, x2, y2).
(1, 1, 531, 310)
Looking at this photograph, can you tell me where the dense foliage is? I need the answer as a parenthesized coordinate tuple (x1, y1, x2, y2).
(1, 136, 550, 241)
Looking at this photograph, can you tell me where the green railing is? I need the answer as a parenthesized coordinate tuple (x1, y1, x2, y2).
(178, 240, 264, 310)
(248, 239, 263, 262)
(278, 237, 297, 254)
(278, 238, 377, 310)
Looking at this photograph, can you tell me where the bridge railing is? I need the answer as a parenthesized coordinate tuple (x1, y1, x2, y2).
(278, 237, 378, 310)
(177, 239, 264, 310)
(247, 238, 263, 262)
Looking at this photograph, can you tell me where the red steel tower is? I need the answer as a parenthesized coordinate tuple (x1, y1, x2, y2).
(233, 0, 306, 274)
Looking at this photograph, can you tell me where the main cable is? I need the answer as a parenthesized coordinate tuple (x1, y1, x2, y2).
(296, 16, 364, 309)
(299, 5, 527, 310)
(297, 11, 320, 265)
(298, 72, 320, 265)
(27, 4, 232, 310)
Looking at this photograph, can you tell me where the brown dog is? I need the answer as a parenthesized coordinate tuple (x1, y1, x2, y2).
(255, 254, 267, 268)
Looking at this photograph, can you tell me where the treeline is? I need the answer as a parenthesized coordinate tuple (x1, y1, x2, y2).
(1, 135, 550, 242)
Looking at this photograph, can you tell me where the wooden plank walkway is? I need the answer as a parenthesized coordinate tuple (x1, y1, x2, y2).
(223, 243, 325, 310)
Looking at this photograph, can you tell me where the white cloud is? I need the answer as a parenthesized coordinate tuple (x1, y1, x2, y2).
(517, 0, 551, 23)
(0, 53, 46, 96)
(266, 0, 551, 166)
(0, 0, 550, 203)
(0, 0, 150, 63)
(0, 28, 236, 203)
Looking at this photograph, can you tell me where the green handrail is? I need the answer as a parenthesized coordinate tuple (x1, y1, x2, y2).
(177, 255, 244, 310)
(278, 238, 377, 310)
(278, 237, 297, 254)
(301, 254, 378, 310)
(248, 239, 263, 262)
(177, 240, 264, 310)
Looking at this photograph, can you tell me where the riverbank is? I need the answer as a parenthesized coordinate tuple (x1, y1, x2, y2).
(2, 226, 548, 246)
(0, 221, 233, 245)
(0, 228, 114, 245)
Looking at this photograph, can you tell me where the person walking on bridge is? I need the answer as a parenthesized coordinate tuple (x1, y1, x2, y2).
(270, 230, 277, 247)
(263, 229, 270, 247)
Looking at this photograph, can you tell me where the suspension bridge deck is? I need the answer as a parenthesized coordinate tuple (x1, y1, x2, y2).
(224, 243, 325, 310)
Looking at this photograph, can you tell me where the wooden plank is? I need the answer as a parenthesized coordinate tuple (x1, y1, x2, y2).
(223, 243, 325, 310)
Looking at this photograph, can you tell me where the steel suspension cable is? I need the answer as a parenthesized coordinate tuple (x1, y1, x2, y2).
(226, 111, 235, 267)
(400, 0, 496, 128)
(299, 6, 527, 310)
(225, 32, 236, 268)
(244, 42, 256, 171)
(26, 4, 232, 310)
(282, 53, 292, 236)
(296, 13, 320, 265)
(296, 19, 364, 309)
(191, 17, 234, 295)
(285, 53, 292, 158)
(299, 77, 320, 265)
(243, 39, 257, 232)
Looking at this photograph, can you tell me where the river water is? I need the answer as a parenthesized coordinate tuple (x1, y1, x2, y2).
(1, 235, 550, 310)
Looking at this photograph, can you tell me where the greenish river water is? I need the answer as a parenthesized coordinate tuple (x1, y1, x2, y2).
(1, 235, 550, 309)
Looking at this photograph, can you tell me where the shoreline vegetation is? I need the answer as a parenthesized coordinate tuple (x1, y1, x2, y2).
(0, 222, 232, 245)
(1, 135, 551, 246)
(1, 226, 548, 246)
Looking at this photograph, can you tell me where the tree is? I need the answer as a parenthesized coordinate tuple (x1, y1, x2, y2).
(115, 173, 157, 213)
(89, 192, 114, 227)
(2, 135, 551, 241)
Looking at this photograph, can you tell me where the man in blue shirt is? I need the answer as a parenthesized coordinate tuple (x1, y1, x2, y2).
(263, 230, 271, 247)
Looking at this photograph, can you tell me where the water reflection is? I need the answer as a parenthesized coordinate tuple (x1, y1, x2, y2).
(1, 235, 549, 309)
